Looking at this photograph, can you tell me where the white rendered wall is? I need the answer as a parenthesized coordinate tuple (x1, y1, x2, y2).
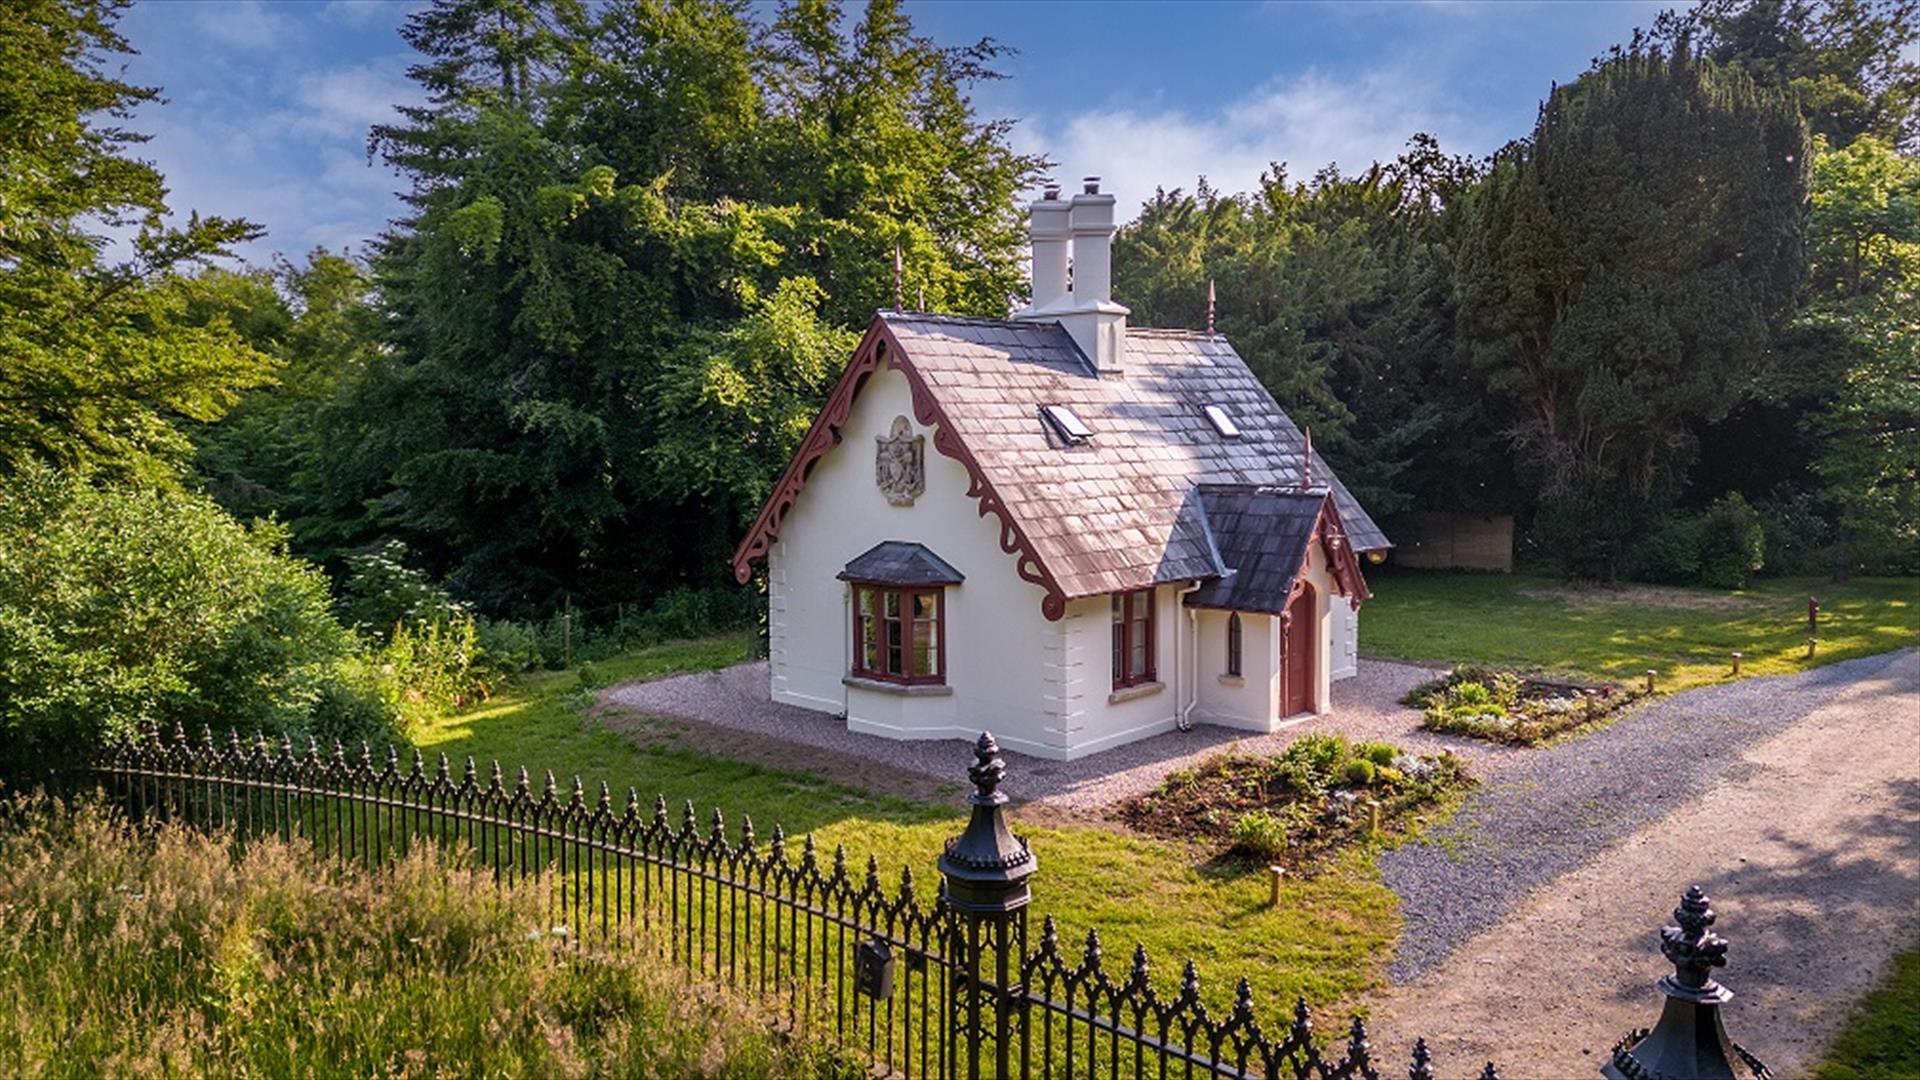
(1056, 585, 1183, 756)
(765, 366, 1066, 758)
(1192, 609, 1280, 731)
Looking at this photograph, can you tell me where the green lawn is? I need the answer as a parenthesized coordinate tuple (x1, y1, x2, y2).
(1815, 944, 1920, 1080)
(416, 635, 1409, 1022)
(1361, 572, 1917, 691)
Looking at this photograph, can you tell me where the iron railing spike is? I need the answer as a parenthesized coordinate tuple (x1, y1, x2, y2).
(1478, 1063, 1500, 1080)
(740, 815, 755, 848)
(1410, 1037, 1436, 1080)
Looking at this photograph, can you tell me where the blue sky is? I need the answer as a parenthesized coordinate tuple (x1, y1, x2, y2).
(116, 0, 1671, 266)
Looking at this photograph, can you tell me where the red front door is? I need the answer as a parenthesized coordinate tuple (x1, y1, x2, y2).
(1282, 583, 1315, 717)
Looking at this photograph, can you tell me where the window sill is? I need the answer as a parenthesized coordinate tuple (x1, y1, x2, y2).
(1107, 680, 1164, 705)
(1217, 674, 1245, 687)
(844, 675, 952, 697)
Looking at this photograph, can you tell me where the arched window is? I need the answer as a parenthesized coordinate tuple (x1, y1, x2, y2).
(1226, 612, 1243, 677)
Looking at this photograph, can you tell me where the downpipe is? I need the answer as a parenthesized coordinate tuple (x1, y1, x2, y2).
(1177, 580, 1202, 732)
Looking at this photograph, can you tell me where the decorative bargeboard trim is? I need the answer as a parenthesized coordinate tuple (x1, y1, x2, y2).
(730, 316, 1071, 621)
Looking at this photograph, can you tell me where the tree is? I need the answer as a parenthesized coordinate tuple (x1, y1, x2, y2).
(1659, 0, 1920, 151)
(1799, 136, 1920, 573)
(1113, 139, 1504, 519)
(1454, 45, 1811, 579)
(330, 0, 1041, 616)
(0, 0, 271, 483)
(188, 252, 386, 561)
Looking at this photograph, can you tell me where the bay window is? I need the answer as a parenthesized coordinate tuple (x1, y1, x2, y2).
(851, 584, 945, 684)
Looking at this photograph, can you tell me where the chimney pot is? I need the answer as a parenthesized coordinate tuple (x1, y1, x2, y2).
(1083, 176, 1100, 195)
(1043, 183, 1061, 200)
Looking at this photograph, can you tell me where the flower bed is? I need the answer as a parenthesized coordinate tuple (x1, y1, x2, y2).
(1408, 665, 1646, 745)
(1116, 734, 1471, 868)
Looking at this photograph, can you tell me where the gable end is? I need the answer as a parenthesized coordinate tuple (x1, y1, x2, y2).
(730, 318, 1072, 621)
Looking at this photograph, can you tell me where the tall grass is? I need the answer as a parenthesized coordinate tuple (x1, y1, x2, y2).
(0, 793, 854, 1078)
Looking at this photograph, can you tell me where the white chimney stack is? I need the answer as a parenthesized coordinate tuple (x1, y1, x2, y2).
(1014, 175, 1130, 377)
(1026, 184, 1070, 312)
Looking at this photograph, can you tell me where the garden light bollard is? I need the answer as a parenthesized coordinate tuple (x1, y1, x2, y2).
(1807, 637, 1817, 659)
(1603, 885, 1770, 1080)
(938, 732, 1037, 1080)
(1808, 595, 1819, 636)
(1269, 865, 1285, 907)
(1730, 652, 1742, 676)
(1645, 670, 1657, 694)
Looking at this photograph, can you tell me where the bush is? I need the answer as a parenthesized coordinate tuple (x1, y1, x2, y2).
(1753, 492, 1832, 578)
(1630, 514, 1704, 584)
(1357, 742, 1399, 767)
(334, 539, 469, 640)
(1343, 759, 1377, 786)
(0, 467, 398, 757)
(1230, 809, 1290, 860)
(0, 795, 853, 1077)
(1697, 492, 1767, 589)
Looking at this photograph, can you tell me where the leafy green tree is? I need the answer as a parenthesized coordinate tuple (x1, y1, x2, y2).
(1660, 0, 1919, 150)
(331, 0, 1040, 616)
(0, 0, 271, 483)
(188, 252, 387, 561)
(1114, 139, 1505, 519)
(1799, 136, 1920, 573)
(0, 467, 395, 758)
(1455, 45, 1811, 579)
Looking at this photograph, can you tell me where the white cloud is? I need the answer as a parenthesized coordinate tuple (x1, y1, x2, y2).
(193, 0, 303, 49)
(289, 60, 420, 139)
(1018, 65, 1488, 219)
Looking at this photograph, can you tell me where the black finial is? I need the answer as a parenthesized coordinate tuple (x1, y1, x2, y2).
(967, 732, 1006, 802)
(938, 731, 1037, 913)
(1410, 1038, 1435, 1080)
(1661, 884, 1730, 998)
(1603, 885, 1766, 1080)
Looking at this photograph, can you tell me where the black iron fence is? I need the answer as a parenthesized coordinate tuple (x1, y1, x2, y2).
(77, 725, 1768, 1080)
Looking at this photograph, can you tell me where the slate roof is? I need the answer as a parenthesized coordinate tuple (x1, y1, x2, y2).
(879, 312, 1388, 602)
(1184, 487, 1327, 615)
(837, 541, 965, 586)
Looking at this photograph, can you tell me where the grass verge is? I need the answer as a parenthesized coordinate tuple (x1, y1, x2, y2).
(0, 794, 856, 1078)
(1361, 572, 1916, 692)
(1815, 943, 1920, 1080)
(414, 634, 1410, 1020)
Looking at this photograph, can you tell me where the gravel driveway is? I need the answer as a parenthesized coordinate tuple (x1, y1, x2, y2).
(600, 657, 1496, 815)
(1373, 648, 1920, 1078)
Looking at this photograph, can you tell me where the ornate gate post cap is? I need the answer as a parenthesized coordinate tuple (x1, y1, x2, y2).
(1660, 885, 1732, 1004)
(937, 732, 1037, 913)
(1604, 885, 1769, 1080)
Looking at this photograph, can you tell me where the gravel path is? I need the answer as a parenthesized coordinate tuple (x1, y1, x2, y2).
(600, 657, 1505, 815)
(1381, 648, 1918, 984)
(1371, 648, 1920, 1079)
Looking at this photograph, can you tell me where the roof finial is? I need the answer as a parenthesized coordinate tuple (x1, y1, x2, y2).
(1302, 426, 1313, 488)
(918, 281, 926, 312)
(892, 243, 903, 310)
(1206, 278, 1216, 335)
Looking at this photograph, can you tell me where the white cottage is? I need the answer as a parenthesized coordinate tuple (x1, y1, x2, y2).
(731, 179, 1389, 761)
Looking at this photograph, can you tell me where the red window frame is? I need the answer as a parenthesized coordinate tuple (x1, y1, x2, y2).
(1111, 588, 1157, 689)
(850, 583, 946, 685)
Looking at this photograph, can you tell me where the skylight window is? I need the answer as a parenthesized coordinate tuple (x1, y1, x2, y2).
(1202, 404, 1242, 438)
(1040, 405, 1093, 445)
